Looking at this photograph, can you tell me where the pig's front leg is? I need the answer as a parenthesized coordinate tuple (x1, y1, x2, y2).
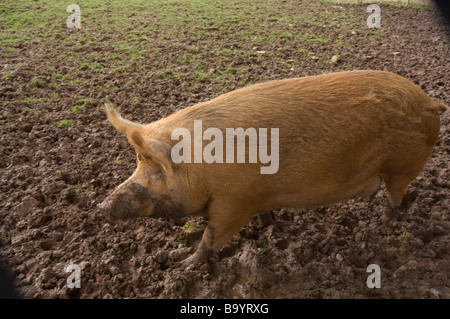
(180, 201, 257, 269)
(179, 226, 215, 269)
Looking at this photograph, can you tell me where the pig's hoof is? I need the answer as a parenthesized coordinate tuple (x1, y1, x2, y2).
(400, 191, 418, 209)
(179, 253, 209, 271)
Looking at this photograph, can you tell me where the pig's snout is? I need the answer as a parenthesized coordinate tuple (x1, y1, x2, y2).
(98, 182, 153, 220)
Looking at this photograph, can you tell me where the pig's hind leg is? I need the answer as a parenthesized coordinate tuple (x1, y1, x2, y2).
(380, 140, 436, 220)
(356, 176, 382, 200)
(382, 174, 418, 220)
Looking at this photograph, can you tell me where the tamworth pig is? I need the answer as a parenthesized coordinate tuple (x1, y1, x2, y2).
(98, 70, 447, 266)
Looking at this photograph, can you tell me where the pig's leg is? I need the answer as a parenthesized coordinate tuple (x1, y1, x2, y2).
(383, 174, 415, 219)
(356, 176, 381, 200)
(182, 225, 215, 266)
(180, 201, 257, 268)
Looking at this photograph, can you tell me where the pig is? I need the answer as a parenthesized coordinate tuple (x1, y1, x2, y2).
(98, 70, 447, 267)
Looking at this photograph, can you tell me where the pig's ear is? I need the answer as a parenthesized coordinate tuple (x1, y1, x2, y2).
(105, 103, 143, 134)
(129, 130, 173, 175)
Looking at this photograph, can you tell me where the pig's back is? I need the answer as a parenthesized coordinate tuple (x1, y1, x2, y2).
(175, 70, 437, 130)
(168, 70, 441, 152)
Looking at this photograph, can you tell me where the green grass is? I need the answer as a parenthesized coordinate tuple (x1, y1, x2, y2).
(22, 97, 43, 105)
(71, 105, 82, 113)
(58, 119, 74, 127)
(75, 187, 90, 196)
(182, 221, 199, 231)
(399, 232, 411, 246)
(0, 0, 432, 112)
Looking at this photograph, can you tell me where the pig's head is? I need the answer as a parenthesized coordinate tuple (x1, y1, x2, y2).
(98, 104, 186, 221)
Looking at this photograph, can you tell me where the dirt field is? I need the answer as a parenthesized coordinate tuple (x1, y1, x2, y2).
(1, 0, 449, 299)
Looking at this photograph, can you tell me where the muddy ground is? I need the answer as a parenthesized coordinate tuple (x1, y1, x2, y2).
(1, 1, 449, 299)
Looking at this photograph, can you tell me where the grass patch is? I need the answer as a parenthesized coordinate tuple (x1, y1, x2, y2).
(58, 119, 74, 127)
(71, 105, 83, 113)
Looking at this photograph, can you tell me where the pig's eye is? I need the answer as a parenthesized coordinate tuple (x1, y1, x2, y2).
(144, 167, 162, 180)
(137, 154, 143, 161)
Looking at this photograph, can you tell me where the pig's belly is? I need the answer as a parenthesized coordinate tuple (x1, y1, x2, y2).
(269, 175, 381, 210)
